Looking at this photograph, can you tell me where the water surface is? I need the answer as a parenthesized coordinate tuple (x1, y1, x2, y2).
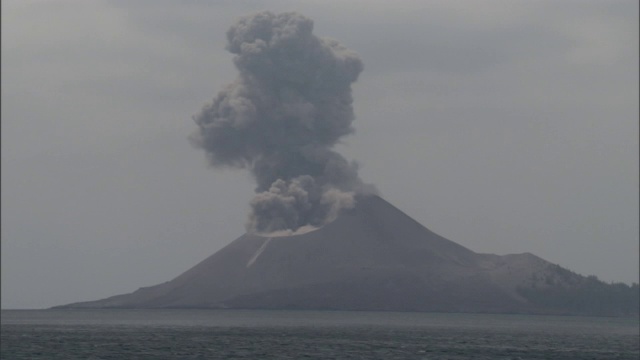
(2, 309, 638, 359)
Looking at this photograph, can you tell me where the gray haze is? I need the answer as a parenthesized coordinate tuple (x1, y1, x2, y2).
(2, 0, 638, 309)
(191, 11, 373, 233)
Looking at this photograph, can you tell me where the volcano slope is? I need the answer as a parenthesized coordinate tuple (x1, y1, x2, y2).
(57, 196, 638, 316)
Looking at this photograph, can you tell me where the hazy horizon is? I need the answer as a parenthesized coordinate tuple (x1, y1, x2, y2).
(2, 0, 638, 309)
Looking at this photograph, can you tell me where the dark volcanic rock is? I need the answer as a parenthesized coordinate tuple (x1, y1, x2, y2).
(56, 196, 638, 316)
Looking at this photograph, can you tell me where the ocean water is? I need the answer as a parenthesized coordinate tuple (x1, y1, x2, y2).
(2, 309, 638, 359)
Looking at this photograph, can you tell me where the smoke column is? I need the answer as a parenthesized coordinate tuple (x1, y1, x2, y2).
(191, 11, 374, 234)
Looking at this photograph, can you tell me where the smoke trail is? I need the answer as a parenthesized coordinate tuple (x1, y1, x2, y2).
(191, 11, 374, 234)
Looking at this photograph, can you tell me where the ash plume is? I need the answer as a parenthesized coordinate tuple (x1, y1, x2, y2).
(191, 11, 375, 234)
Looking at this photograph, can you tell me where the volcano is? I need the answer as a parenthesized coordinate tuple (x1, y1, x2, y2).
(57, 196, 638, 316)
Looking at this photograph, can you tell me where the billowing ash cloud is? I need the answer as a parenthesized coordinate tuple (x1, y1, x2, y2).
(191, 11, 375, 234)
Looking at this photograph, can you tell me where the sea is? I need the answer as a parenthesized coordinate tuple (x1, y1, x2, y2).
(1, 309, 638, 359)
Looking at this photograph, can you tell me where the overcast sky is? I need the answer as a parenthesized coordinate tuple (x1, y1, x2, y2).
(2, 0, 638, 309)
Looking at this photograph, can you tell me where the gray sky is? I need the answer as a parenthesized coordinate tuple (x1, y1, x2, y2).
(2, 0, 638, 309)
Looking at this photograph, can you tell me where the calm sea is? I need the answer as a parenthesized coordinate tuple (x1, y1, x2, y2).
(2, 309, 638, 359)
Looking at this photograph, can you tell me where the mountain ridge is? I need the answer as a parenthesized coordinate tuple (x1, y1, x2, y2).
(56, 196, 638, 316)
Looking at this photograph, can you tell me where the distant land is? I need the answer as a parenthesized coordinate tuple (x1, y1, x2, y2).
(56, 196, 638, 317)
